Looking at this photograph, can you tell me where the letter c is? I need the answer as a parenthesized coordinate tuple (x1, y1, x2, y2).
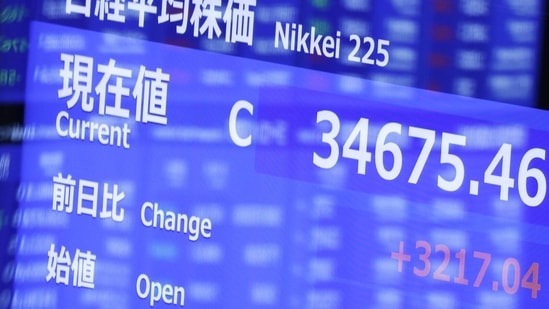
(141, 202, 153, 227)
(229, 100, 254, 147)
(56, 111, 69, 137)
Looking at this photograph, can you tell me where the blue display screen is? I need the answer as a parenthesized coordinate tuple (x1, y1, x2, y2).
(2, 1, 549, 308)
(12, 20, 549, 308)
(0, 0, 546, 106)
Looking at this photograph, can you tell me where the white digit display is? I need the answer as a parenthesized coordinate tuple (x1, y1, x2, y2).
(408, 126, 436, 184)
(484, 144, 514, 201)
(312, 110, 547, 208)
(342, 118, 372, 175)
(375, 122, 403, 181)
(437, 133, 466, 192)
(518, 148, 546, 207)
(313, 110, 341, 170)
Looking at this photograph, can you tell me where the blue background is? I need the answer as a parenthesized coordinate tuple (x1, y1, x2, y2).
(13, 21, 549, 308)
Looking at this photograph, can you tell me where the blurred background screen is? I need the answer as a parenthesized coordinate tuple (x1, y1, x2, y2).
(1, 1, 549, 308)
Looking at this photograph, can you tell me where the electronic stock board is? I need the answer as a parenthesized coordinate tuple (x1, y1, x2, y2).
(1, 1, 549, 308)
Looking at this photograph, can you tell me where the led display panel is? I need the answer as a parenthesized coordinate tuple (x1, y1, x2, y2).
(1, 1, 549, 308)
